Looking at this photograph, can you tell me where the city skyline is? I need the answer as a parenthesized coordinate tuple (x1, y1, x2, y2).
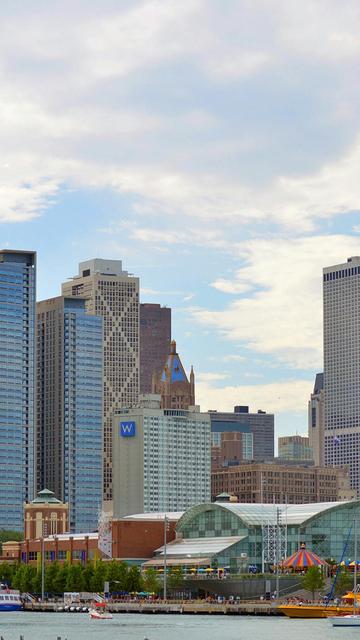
(3, 2, 360, 440)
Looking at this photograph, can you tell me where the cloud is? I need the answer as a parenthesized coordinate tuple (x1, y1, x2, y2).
(197, 372, 229, 382)
(2, 1, 360, 230)
(191, 235, 360, 369)
(197, 378, 312, 414)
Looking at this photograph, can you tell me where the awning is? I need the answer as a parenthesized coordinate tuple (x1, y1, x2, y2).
(142, 557, 211, 568)
(154, 535, 245, 557)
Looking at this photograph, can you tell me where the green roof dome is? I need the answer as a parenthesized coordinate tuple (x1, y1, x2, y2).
(31, 488, 62, 504)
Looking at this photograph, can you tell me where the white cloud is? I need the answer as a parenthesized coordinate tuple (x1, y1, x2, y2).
(197, 378, 312, 415)
(191, 235, 360, 369)
(2, 1, 360, 229)
(197, 372, 229, 382)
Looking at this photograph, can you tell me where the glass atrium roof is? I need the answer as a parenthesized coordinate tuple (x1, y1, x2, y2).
(155, 535, 245, 557)
(220, 501, 355, 526)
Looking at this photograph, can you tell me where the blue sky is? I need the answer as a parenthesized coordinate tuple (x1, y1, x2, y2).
(2, 0, 360, 443)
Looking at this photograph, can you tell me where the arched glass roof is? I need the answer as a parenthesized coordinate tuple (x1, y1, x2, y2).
(177, 500, 360, 530)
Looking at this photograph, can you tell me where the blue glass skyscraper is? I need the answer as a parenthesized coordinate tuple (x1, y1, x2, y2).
(37, 296, 103, 532)
(0, 250, 36, 532)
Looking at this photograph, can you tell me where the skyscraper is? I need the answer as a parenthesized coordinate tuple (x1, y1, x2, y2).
(323, 256, 360, 494)
(209, 406, 274, 460)
(36, 296, 103, 532)
(308, 373, 325, 466)
(151, 340, 195, 409)
(62, 259, 139, 502)
(140, 303, 171, 393)
(0, 250, 36, 531)
(112, 394, 211, 517)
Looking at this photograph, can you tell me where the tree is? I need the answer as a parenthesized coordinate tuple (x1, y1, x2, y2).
(107, 560, 128, 592)
(90, 560, 107, 592)
(301, 566, 325, 601)
(126, 565, 142, 593)
(53, 563, 68, 594)
(0, 562, 15, 586)
(0, 530, 22, 555)
(65, 563, 84, 592)
(167, 568, 184, 593)
(334, 569, 353, 597)
(142, 568, 160, 594)
(45, 561, 60, 594)
(82, 561, 95, 592)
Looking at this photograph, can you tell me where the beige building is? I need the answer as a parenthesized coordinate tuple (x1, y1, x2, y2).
(308, 373, 325, 466)
(24, 488, 68, 540)
(112, 394, 211, 517)
(211, 461, 356, 504)
(62, 259, 139, 502)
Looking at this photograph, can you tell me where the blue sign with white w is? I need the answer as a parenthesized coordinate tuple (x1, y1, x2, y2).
(120, 421, 136, 437)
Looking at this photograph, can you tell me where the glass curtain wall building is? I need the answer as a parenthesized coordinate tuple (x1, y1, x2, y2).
(170, 500, 360, 570)
(36, 296, 103, 532)
(0, 250, 36, 531)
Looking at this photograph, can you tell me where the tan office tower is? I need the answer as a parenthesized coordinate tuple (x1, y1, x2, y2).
(62, 259, 139, 502)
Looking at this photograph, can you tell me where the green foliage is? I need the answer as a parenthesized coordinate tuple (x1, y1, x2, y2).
(334, 569, 354, 597)
(90, 560, 108, 592)
(52, 562, 68, 594)
(0, 530, 23, 554)
(167, 567, 184, 592)
(126, 565, 142, 593)
(65, 563, 85, 592)
(301, 566, 326, 601)
(142, 567, 160, 594)
(0, 562, 16, 585)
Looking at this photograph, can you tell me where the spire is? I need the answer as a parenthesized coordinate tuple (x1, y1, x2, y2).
(170, 340, 176, 355)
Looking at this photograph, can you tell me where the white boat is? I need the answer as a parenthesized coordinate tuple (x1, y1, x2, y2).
(0, 589, 22, 612)
(330, 614, 360, 627)
(89, 605, 113, 620)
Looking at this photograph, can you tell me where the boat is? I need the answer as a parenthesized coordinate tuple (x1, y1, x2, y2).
(89, 602, 113, 620)
(278, 604, 352, 618)
(0, 588, 22, 612)
(329, 517, 360, 627)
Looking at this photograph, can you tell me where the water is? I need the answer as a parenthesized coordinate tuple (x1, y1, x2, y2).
(0, 612, 356, 640)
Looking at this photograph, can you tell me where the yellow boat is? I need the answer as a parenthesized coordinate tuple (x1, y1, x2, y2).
(278, 604, 354, 618)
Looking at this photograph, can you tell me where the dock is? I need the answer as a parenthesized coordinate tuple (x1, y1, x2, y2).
(23, 601, 282, 615)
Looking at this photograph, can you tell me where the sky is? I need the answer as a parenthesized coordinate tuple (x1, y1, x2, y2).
(2, 0, 360, 443)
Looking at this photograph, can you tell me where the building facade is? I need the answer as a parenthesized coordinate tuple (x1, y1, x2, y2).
(144, 499, 360, 571)
(211, 461, 355, 503)
(278, 435, 313, 461)
(24, 488, 69, 540)
(0, 250, 36, 531)
(308, 373, 325, 466)
(36, 296, 103, 532)
(140, 303, 171, 393)
(323, 256, 360, 494)
(211, 431, 253, 470)
(209, 406, 274, 460)
(62, 259, 139, 502)
(152, 340, 195, 410)
(112, 395, 211, 517)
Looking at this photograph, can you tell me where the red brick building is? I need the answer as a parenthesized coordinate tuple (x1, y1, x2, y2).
(140, 303, 171, 393)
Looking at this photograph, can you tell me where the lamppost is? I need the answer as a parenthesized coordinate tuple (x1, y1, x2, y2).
(163, 514, 168, 601)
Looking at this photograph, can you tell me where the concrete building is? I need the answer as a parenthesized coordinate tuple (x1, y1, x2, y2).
(112, 394, 211, 517)
(62, 259, 139, 502)
(152, 340, 195, 410)
(140, 303, 171, 393)
(211, 461, 355, 503)
(36, 296, 103, 532)
(308, 373, 325, 466)
(211, 431, 253, 470)
(0, 250, 36, 531)
(24, 488, 69, 540)
(323, 256, 360, 495)
(278, 435, 313, 461)
(209, 406, 274, 460)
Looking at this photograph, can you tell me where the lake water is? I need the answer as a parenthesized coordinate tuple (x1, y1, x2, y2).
(0, 612, 356, 640)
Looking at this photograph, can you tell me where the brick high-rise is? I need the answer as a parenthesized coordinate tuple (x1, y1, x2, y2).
(140, 303, 171, 393)
(152, 340, 195, 410)
(62, 259, 139, 502)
